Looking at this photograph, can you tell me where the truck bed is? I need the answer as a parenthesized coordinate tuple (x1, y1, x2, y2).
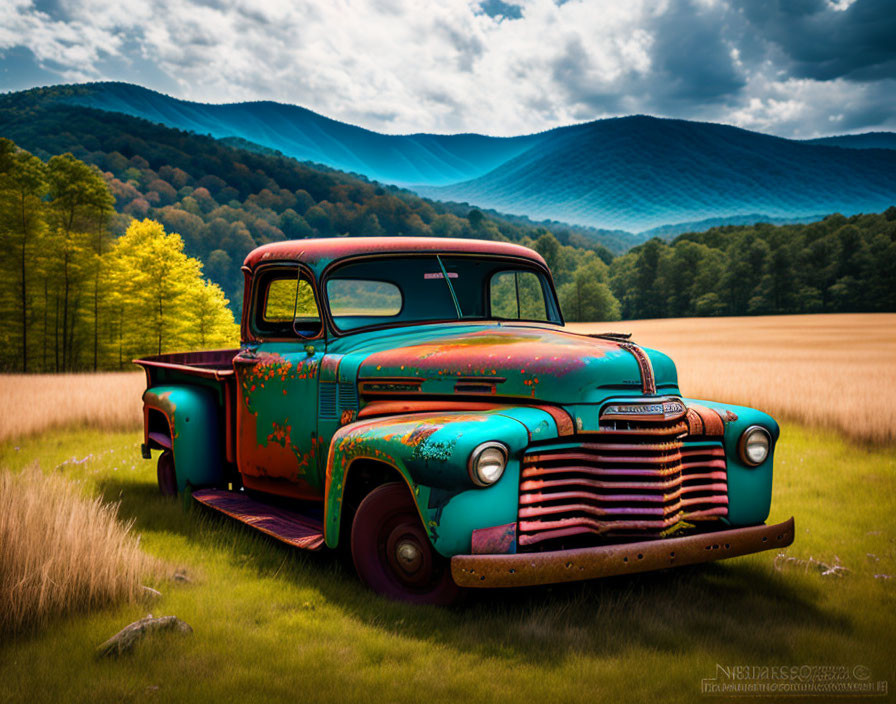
(135, 348, 241, 465)
(134, 349, 240, 380)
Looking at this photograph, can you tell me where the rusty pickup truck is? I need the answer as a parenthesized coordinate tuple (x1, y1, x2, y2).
(136, 237, 794, 604)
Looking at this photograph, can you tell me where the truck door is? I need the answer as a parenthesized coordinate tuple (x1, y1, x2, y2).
(234, 264, 326, 500)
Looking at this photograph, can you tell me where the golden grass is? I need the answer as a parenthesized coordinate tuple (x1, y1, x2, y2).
(570, 312, 896, 445)
(1, 313, 892, 445)
(0, 372, 144, 443)
(0, 465, 159, 635)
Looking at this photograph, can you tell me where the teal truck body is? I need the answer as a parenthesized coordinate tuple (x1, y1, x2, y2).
(137, 237, 793, 603)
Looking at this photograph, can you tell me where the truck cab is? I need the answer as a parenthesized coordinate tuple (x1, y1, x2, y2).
(137, 237, 794, 604)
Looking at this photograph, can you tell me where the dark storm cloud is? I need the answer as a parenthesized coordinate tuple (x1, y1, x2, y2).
(645, 0, 746, 103)
(550, 1, 746, 116)
(741, 0, 896, 81)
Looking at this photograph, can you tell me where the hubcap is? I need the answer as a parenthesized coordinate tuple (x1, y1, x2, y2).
(385, 522, 433, 587)
(395, 539, 423, 573)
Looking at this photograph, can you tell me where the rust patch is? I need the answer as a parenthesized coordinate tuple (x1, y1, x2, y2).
(534, 405, 575, 436)
(320, 354, 343, 383)
(689, 405, 725, 436)
(193, 489, 324, 550)
(471, 523, 517, 555)
(357, 400, 505, 419)
(620, 343, 656, 395)
(243, 236, 549, 271)
(452, 517, 795, 588)
(361, 328, 618, 384)
(686, 408, 705, 435)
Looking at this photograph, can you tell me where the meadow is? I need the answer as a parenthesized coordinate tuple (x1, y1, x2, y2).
(0, 372, 144, 443)
(571, 312, 896, 445)
(0, 312, 894, 703)
(1, 426, 893, 703)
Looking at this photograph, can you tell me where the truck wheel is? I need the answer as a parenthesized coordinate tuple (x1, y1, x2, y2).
(351, 482, 460, 605)
(157, 450, 177, 497)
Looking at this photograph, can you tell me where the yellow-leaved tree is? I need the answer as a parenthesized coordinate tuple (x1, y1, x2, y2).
(108, 219, 239, 362)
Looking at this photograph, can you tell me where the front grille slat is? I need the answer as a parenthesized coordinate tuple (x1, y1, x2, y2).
(517, 410, 728, 550)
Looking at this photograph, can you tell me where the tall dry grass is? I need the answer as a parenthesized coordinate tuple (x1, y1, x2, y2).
(0, 314, 892, 445)
(571, 312, 896, 445)
(0, 465, 159, 635)
(0, 372, 144, 443)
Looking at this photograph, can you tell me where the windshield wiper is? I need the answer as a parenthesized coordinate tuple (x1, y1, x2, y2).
(436, 254, 462, 319)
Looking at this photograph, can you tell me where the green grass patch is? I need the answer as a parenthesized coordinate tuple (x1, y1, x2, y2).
(1, 426, 894, 703)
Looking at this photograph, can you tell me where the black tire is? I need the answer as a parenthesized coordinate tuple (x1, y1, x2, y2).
(350, 482, 460, 605)
(157, 450, 178, 497)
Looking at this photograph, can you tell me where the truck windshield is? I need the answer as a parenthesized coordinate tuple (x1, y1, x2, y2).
(325, 254, 561, 332)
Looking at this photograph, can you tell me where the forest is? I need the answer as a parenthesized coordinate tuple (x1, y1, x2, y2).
(0, 97, 617, 316)
(608, 210, 896, 320)
(1, 93, 894, 372)
(0, 139, 237, 373)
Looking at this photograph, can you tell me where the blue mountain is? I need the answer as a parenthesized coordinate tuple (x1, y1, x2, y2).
(804, 133, 896, 150)
(57, 82, 540, 186)
(39, 82, 896, 233)
(418, 117, 896, 232)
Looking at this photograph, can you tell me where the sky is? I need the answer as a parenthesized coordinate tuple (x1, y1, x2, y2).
(1, 0, 894, 138)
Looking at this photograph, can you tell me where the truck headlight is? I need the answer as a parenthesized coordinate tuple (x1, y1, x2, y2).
(738, 426, 771, 466)
(468, 442, 508, 487)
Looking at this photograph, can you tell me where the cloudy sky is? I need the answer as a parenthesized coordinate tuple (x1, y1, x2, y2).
(1, 0, 894, 138)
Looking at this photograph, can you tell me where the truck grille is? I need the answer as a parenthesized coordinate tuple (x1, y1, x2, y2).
(517, 416, 728, 550)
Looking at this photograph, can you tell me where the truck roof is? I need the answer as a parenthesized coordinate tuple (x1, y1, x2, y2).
(242, 237, 547, 273)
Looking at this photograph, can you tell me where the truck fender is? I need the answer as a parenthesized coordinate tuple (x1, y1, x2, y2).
(143, 385, 224, 492)
(683, 398, 779, 525)
(323, 407, 560, 557)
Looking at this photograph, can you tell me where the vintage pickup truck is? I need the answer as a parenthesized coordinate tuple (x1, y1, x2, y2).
(136, 237, 794, 604)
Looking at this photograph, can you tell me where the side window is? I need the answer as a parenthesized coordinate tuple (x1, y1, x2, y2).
(255, 269, 321, 338)
(489, 270, 548, 320)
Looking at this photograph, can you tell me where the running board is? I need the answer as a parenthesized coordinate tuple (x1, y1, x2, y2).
(192, 489, 325, 551)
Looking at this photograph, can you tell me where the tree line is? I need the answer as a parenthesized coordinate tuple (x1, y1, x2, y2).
(0, 139, 237, 373)
(607, 210, 896, 320)
(2, 90, 894, 365)
(0, 96, 618, 316)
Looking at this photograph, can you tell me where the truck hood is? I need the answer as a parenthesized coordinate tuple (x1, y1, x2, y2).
(330, 323, 678, 405)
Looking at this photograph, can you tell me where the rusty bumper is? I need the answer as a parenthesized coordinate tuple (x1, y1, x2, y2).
(451, 517, 795, 588)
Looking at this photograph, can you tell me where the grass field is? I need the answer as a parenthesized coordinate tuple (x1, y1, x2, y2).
(0, 373, 144, 443)
(0, 426, 893, 703)
(3, 313, 892, 445)
(1, 312, 894, 703)
(0, 466, 161, 634)
(570, 312, 896, 445)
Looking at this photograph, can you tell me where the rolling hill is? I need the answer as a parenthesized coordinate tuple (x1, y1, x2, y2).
(419, 116, 896, 232)
(53, 82, 541, 186)
(5, 82, 896, 234)
(804, 133, 896, 150)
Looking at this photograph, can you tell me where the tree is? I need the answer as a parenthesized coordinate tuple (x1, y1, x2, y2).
(631, 239, 666, 319)
(559, 260, 621, 322)
(0, 142, 47, 371)
(109, 219, 236, 358)
(188, 280, 239, 349)
(533, 231, 561, 272)
(46, 153, 114, 370)
(278, 209, 313, 239)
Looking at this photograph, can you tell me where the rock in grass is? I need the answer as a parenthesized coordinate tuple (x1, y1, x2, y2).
(96, 614, 192, 658)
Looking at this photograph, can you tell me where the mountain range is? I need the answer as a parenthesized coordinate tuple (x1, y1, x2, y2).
(8, 82, 896, 234)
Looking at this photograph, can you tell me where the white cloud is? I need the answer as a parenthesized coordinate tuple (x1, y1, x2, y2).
(724, 74, 896, 138)
(1, 0, 893, 137)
